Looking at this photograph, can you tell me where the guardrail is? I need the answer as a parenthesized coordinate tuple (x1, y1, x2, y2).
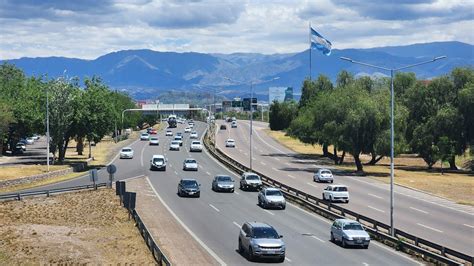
(203, 131, 472, 266)
(0, 183, 107, 201)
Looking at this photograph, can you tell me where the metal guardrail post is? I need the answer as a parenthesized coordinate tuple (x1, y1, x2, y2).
(17, 193, 21, 201)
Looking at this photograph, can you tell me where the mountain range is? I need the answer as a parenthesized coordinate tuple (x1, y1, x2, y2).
(2, 41, 473, 101)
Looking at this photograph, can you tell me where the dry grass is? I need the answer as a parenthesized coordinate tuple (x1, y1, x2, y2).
(0, 172, 85, 194)
(0, 165, 68, 181)
(266, 130, 474, 205)
(0, 188, 155, 264)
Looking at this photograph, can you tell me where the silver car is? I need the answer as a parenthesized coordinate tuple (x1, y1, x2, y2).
(183, 158, 198, 171)
(331, 219, 370, 249)
(258, 188, 286, 210)
(238, 222, 285, 262)
(211, 175, 235, 192)
(314, 168, 334, 183)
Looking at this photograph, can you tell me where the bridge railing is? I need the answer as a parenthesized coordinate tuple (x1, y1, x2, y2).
(203, 129, 472, 266)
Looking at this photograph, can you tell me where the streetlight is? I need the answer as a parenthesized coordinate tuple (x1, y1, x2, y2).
(224, 76, 280, 171)
(340, 55, 447, 236)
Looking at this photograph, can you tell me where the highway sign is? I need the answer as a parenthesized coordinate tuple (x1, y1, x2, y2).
(106, 164, 117, 174)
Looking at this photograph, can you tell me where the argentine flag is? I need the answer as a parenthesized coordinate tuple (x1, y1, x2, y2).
(311, 27, 332, 56)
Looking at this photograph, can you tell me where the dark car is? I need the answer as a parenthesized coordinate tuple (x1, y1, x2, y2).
(220, 124, 227, 130)
(178, 179, 201, 197)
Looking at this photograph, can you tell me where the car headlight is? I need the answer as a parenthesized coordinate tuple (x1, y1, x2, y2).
(366, 236, 371, 241)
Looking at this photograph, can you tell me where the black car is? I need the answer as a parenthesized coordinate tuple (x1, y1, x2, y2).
(220, 124, 227, 130)
(178, 179, 201, 197)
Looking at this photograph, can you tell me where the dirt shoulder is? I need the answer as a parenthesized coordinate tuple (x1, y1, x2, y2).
(266, 129, 474, 206)
(126, 176, 219, 265)
(0, 188, 155, 264)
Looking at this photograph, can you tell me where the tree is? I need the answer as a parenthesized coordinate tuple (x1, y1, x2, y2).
(336, 70, 354, 88)
(0, 99, 14, 155)
(298, 79, 317, 109)
(394, 72, 416, 97)
(269, 101, 298, 131)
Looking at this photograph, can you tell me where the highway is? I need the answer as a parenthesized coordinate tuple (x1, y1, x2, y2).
(216, 119, 474, 256)
(4, 121, 421, 265)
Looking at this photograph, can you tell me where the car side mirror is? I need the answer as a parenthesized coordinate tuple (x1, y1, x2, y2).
(279, 235, 283, 238)
(245, 234, 251, 238)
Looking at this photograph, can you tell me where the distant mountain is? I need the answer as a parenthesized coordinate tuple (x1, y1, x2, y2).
(2, 41, 473, 101)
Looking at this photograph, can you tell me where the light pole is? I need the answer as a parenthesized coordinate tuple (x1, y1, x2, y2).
(224, 76, 279, 171)
(340, 55, 447, 236)
(46, 86, 50, 172)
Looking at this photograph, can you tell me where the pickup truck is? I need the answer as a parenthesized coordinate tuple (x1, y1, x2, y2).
(322, 185, 349, 203)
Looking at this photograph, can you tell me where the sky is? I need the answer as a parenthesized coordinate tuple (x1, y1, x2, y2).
(0, 0, 473, 59)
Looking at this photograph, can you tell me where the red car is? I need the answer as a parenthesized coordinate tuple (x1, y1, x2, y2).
(150, 129, 157, 134)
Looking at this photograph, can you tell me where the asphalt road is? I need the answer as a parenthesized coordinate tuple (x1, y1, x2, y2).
(216, 119, 474, 256)
(4, 121, 421, 265)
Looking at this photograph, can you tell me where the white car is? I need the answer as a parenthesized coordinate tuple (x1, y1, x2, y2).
(314, 169, 334, 183)
(140, 133, 150, 141)
(190, 131, 198, 139)
(189, 123, 194, 129)
(120, 147, 134, 159)
(174, 136, 183, 146)
(170, 141, 180, 151)
(183, 158, 198, 171)
(225, 138, 235, 148)
(165, 130, 173, 136)
(150, 154, 167, 171)
(190, 140, 203, 152)
(258, 187, 286, 209)
(26, 137, 35, 145)
(231, 121, 237, 128)
(323, 185, 349, 203)
(184, 127, 191, 133)
(149, 137, 159, 145)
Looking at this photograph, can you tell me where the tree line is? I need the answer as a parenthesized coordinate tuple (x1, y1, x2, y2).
(0, 63, 153, 163)
(269, 67, 474, 172)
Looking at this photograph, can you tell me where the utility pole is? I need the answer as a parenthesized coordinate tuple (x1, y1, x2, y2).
(46, 87, 50, 172)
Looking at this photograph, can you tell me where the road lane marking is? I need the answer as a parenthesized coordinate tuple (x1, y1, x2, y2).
(368, 193, 383, 199)
(363, 263, 369, 266)
(234, 191, 240, 195)
(233, 221, 241, 228)
(417, 223, 443, 233)
(263, 210, 274, 216)
(285, 257, 292, 262)
(252, 158, 257, 160)
(311, 235, 325, 243)
(260, 162, 266, 165)
(145, 177, 226, 265)
(368, 206, 385, 213)
(371, 242, 424, 265)
(174, 171, 178, 175)
(140, 145, 146, 167)
(272, 167, 278, 171)
(410, 207, 429, 214)
(206, 171, 211, 175)
(209, 204, 220, 212)
(288, 174, 296, 179)
(463, 224, 474, 229)
(243, 152, 248, 156)
(199, 165, 203, 169)
(306, 182, 318, 188)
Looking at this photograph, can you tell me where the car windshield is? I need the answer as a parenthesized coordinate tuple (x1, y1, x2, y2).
(334, 186, 348, 192)
(266, 190, 282, 196)
(150, 137, 158, 140)
(174, 137, 182, 140)
(153, 158, 164, 164)
(185, 159, 196, 163)
(253, 227, 280, 239)
(343, 223, 364, 231)
(321, 170, 331, 175)
(122, 148, 132, 152)
(246, 175, 259, 180)
(192, 141, 201, 145)
(217, 176, 232, 182)
(182, 180, 198, 187)
(171, 141, 179, 145)
(141, 133, 148, 136)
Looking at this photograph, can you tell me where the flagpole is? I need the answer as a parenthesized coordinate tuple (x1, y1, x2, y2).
(309, 21, 312, 80)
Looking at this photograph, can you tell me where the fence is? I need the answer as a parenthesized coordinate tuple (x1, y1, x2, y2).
(0, 183, 107, 201)
(203, 130, 472, 266)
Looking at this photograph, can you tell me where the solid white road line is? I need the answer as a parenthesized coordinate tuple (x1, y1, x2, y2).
(145, 177, 226, 265)
(311, 235, 325, 243)
(417, 223, 443, 233)
(263, 210, 275, 216)
(463, 224, 474, 229)
(409, 207, 429, 214)
(233, 221, 241, 228)
(206, 171, 211, 176)
(368, 193, 383, 199)
(140, 145, 146, 167)
(288, 174, 296, 179)
(368, 205, 385, 213)
(234, 191, 240, 195)
(209, 204, 220, 212)
(306, 182, 319, 188)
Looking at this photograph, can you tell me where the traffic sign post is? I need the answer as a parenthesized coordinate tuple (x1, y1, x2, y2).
(106, 164, 117, 188)
(89, 169, 98, 189)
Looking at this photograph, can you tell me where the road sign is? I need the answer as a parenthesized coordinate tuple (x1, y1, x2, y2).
(89, 169, 98, 182)
(106, 164, 117, 174)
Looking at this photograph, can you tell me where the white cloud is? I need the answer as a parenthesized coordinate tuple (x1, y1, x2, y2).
(0, 0, 472, 59)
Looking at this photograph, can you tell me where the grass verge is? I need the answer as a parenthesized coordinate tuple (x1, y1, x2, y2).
(266, 130, 474, 206)
(0, 165, 69, 181)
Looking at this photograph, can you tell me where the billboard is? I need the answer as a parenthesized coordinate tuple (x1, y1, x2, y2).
(269, 87, 293, 103)
(243, 98, 257, 111)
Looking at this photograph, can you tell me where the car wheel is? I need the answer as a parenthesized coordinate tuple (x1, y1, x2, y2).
(248, 246, 255, 261)
(342, 238, 347, 248)
(281, 204, 286, 210)
(330, 232, 335, 242)
(238, 240, 244, 253)
(346, 200, 349, 203)
(277, 256, 285, 263)
(364, 244, 369, 249)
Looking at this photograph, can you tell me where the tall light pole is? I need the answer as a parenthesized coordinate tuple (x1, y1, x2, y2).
(46, 87, 50, 172)
(224, 76, 279, 171)
(340, 55, 447, 236)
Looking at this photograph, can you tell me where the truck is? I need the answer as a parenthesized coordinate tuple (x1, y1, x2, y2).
(168, 115, 177, 128)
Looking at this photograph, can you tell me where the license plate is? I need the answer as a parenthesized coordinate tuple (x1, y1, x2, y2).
(189, 192, 194, 195)
(266, 250, 276, 254)
(356, 240, 362, 244)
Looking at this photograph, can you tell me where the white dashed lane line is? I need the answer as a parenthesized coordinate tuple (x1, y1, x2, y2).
(233, 221, 241, 228)
(463, 224, 474, 229)
(206, 171, 211, 175)
(367, 206, 385, 213)
(285, 257, 292, 262)
(368, 193, 383, 199)
(263, 210, 275, 216)
(288, 174, 296, 179)
(410, 207, 429, 214)
(272, 167, 278, 171)
(417, 223, 443, 233)
(311, 235, 325, 243)
(209, 204, 220, 212)
(261, 162, 266, 166)
(306, 182, 318, 188)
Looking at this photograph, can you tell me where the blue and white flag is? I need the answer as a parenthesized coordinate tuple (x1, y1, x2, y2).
(310, 27, 332, 56)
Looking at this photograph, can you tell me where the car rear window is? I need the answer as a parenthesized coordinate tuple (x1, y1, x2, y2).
(122, 148, 132, 152)
(185, 159, 196, 163)
(321, 170, 331, 175)
(334, 186, 348, 191)
(192, 141, 201, 145)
